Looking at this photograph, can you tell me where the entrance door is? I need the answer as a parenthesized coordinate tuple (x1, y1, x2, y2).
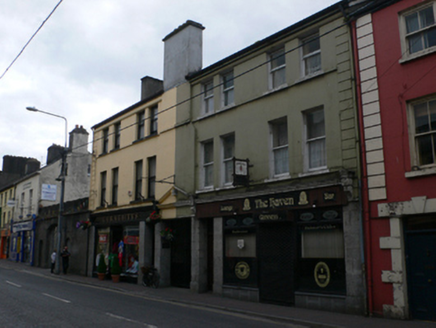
(407, 232, 436, 321)
(170, 219, 191, 288)
(258, 222, 295, 305)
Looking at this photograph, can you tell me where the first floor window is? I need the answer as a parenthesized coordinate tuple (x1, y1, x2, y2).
(202, 141, 214, 188)
(114, 122, 121, 150)
(222, 134, 235, 185)
(112, 168, 118, 205)
(270, 118, 289, 176)
(222, 71, 234, 107)
(137, 111, 145, 140)
(100, 171, 107, 207)
(102, 128, 109, 154)
(203, 81, 214, 115)
(135, 160, 143, 200)
(149, 105, 158, 135)
(148, 156, 156, 198)
(411, 97, 436, 166)
(305, 108, 326, 170)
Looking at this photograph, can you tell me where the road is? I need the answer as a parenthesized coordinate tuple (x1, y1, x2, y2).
(0, 266, 304, 328)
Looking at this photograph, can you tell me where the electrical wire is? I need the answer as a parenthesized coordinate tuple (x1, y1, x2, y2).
(0, 0, 64, 80)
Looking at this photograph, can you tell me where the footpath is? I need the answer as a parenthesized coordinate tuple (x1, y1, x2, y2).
(1, 260, 435, 328)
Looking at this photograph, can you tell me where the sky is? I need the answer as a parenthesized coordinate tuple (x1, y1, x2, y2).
(1, 0, 339, 168)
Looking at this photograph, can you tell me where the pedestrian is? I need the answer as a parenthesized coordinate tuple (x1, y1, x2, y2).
(50, 249, 56, 274)
(61, 246, 71, 274)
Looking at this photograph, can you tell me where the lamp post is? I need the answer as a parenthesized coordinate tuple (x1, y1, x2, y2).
(26, 106, 67, 275)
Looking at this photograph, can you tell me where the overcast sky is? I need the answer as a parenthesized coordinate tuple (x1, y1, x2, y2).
(1, 0, 339, 168)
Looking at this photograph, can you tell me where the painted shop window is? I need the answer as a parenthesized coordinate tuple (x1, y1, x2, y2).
(269, 48, 286, 89)
(270, 117, 289, 177)
(297, 208, 346, 294)
(301, 33, 321, 77)
(304, 107, 326, 171)
(203, 81, 214, 115)
(123, 226, 139, 275)
(221, 134, 235, 186)
(221, 71, 234, 108)
(223, 216, 257, 287)
(400, 2, 436, 59)
(409, 96, 436, 167)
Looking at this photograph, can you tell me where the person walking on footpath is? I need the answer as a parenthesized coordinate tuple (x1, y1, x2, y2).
(61, 246, 71, 274)
(50, 249, 56, 274)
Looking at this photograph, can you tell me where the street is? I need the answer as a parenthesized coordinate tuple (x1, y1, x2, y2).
(0, 266, 302, 328)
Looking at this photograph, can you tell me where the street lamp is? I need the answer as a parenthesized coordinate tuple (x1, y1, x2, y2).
(26, 106, 68, 275)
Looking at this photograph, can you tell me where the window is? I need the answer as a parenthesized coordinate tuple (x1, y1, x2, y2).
(222, 71, 234, 107)
(113, 123, 121, 150)
(28, 189, 33, 214)
(203, 81, 214, 115)
(20, 192, 24, 217)
(301, 34, 321, 76)
(305, 108, 326, 170)
(270, 118, 289, 176)
(402, 3, 436, 56)
(100, 171, 107, 207)
(147, 156, 156, 198)
(134, 160, 143, 201)
(410, 97, 436, 166)
(112, 168, 118, 205)
(102, 128, 109, 154)
(221, 134, 235, 185)
(202, 141, 214, 188)
(137, 111, 145, 140)
(149, 105, 158, 135)
(269, 48, 286, 89)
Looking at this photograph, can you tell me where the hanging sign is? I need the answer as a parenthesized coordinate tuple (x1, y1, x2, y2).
(233, 158, 250, 186)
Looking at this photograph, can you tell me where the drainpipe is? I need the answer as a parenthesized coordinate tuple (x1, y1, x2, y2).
(350, 18, 374, 315)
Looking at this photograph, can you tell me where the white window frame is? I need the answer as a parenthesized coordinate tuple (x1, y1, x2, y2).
(269, 118, 289, 177)
(202, 81, 214, 115)
(399, 2, 436, 61)
(269, 48, 286, 90)
(221, 134, 235, 186)
(221, 71, 234, 108)
(149, 105, 158, 135)
(408, 95, 436, 168)
(201, 140, 214, 189)
(303, 107, 326, 171)
(301, 33, 321, 77)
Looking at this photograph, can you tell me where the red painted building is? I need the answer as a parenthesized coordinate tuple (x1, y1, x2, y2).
(350, 0, 436, 321)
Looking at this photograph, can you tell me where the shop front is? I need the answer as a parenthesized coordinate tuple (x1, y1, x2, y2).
(9, 219, 35, 265)
(195, 184, 364, 314)
(91, 207, 154, 283)
(0, 228, 10, 259)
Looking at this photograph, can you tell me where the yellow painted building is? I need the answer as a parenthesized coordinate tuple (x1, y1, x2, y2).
(0, 185, 15, 259)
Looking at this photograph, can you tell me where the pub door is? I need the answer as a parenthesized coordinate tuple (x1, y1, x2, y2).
(258, 221, 295, 305)
(170, 219, 191, 288)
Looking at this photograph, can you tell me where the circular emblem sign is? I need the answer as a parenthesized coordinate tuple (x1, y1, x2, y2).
(235, 261, 250, 280)
(314, 262, 330, 288)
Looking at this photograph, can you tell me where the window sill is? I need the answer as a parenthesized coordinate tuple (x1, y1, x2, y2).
(263, 83, 289, 97)
(132, 133, 158, 145)
(298, 168, 329, 178)
(264, 174, 291, 183)
(195, 187, 215, 195)
(399, 47, 436, 64)
(217, 104, 236, 113)
(215, 184, 236, 191)
(294, 70, 326, 84)
(405, 166, 436, 178)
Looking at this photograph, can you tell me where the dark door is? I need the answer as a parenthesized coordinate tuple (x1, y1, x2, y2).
(407, 232, 436, 321)
(170, 219, 191, 288)
(258, 221, 295, 305)
(207, 219, 214, 291)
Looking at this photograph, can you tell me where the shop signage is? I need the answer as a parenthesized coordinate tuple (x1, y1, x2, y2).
(243, 191, 309, 211)
(41, 184, 57, 201)
(94, 212, 140, 224)
(258, 213, 282, 221)
(99, 234, 108, 243)
(304, 224, 337, 231)
(300, 212, 315, 221)
(322, 210, 339, 220)
(233, 158, 250, 186)
(324, 192, 336, 201)
(231, 229, 249, 234)
(124, 236, 139, 245)
(220, 205, 234, 212)
(12, 221, 33, 233)
(235, 261, 250, 279)
(7, 200, 16, 207)
(314, 262, 330, 288)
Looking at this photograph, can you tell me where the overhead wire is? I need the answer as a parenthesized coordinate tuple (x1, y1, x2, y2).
(0, 0, 64, 80)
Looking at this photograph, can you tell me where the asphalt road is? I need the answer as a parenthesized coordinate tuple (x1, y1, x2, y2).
(0, 266, 305, 328)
